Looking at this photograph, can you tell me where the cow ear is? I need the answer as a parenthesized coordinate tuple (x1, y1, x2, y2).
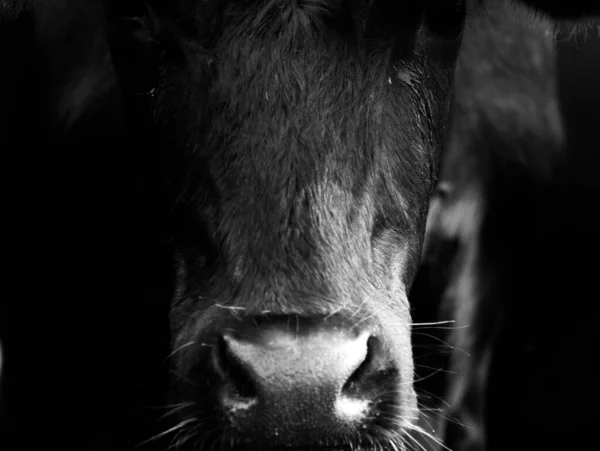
(553, 16, 600, 42)
(513, 0, 600, 19)
(108, 4, 166, 98)
(510, 0, 600, 42)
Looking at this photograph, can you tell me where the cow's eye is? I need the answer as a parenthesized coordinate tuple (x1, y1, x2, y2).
(432, 181, 453, 201)
(424, 0, 467, 38)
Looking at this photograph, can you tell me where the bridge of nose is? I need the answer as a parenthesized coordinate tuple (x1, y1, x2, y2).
(223, 328, 370, 393)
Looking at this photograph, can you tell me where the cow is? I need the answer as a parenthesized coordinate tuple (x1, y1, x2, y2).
(2, 1, 599, 451)
(411, 3, 600, 451)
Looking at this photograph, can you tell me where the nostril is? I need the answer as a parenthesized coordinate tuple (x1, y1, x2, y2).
(342, 335, 384, 395)
(214, 336, 258, 399)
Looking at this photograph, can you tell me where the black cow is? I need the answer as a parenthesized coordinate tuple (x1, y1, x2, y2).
(133, 1, 461, 450)
(2, 1, 599, 451)
(412, 2, 600, 451)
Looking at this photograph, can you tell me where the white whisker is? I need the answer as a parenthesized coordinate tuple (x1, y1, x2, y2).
(137, 418, 198, 448)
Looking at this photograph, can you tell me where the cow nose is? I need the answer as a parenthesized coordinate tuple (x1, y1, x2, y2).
(213, 323, 382, 445)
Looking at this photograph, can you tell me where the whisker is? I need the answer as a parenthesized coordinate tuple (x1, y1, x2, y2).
(159, 402, 196, 420)
(137, 418, 199, 448)
(169, 422, 201, 451)
(324, 304, 345, 320)
(412, 367, 448, 385)
(411, 320, 457, 327)
(165, 341, 196, 363)
(411, 332, 469, 356)
(413, 363, 454, 374)
(214, 303, 246, 311)
(405, 423, 451, 451)
(403, 431, 430, 451)
(350, 298, 369, 319)
(417, 393, 468, 434)
(136, 401, 196, 412)
(214, 303, 245, 321)
(417, 390, 452, 409)
(353, 310, 377, 328)
(169, 370, 201, 388)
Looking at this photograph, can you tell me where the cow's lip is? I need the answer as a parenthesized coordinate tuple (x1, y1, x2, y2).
(210, 431, 380, 449)
(219, 437, 383, 451)
(225, 447, 362, 451)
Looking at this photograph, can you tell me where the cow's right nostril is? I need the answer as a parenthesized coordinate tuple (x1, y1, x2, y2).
(214, 336, 258, 399)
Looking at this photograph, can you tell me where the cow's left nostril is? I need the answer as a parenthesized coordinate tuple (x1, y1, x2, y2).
(342, 335, 385, 395)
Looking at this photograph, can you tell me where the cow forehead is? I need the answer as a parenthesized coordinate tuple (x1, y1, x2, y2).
(163, 0, 457, 291)
(187, 29, 440, 207)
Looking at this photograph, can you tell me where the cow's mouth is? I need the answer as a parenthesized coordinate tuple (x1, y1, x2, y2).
(153, 393, 416, 451)
(179, 433, 412, 451)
